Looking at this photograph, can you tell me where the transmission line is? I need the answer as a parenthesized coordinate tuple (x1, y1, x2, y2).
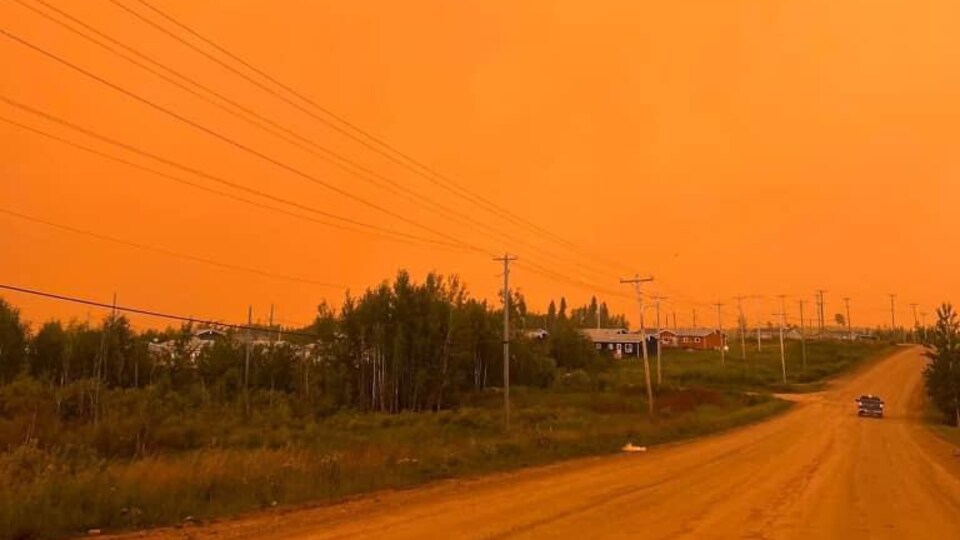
(0, 106, 465, 250)
(12, 0, 622, 285)
(111, 0, 637, 276)
(0, 207, 350, 289)
(0, 283, 321, 338)
(1, 20, 642, 298)
(0, 26, 482, 253)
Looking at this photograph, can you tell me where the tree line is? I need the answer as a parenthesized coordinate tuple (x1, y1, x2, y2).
(0, 271, 625, 422)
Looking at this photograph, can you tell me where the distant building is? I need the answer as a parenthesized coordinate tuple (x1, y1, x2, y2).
(582, 328, 658, 359)
(148, 328, 227, 364)
(525, 329, 549, 340)
(657, 328, 726, 351)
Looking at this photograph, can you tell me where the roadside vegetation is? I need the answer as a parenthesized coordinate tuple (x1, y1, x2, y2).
(923, 303, 960, 428)
(647, 340, 895, 392)
(0, 272, 889, 539)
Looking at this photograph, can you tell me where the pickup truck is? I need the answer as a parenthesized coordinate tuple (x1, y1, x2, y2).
(856, 395, 884, 418)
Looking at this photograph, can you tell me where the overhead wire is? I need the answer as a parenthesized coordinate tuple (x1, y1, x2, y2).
(0, 283, 322, 338)
(0, 37, 631, 301)
(1, 102, 626, 303)
(2, 10, 643, 301)
(13, 0, 622, 286)
(0, 105, 466, 251)
(0, 207, 351, 290)
(0, 26, 485, 254)
(113, 0, 638, 277)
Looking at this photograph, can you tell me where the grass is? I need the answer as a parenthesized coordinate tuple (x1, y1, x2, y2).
(921, 398, 960, 448)
(929, 425, 960, 447)
(0, 388, 787, 539)
(0, 340, 889, 539)
(609, 340, 895, 393)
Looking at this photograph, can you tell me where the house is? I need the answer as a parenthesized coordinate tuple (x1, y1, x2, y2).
(525, 329, 549, 340)
(582, 328, 658, 359)
(148, 328, 228, 364)
(657, 328, 726, 351)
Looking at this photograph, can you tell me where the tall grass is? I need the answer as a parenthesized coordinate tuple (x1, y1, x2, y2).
(1, 341, 888, 539)
(0, 389, 787, 539)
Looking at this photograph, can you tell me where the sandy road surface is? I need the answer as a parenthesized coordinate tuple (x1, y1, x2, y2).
(117, 347, 960, 539)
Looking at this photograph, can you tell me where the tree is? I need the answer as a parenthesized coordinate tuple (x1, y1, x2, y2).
(30, 321, 67, 384)
(924, 303, 960, 426)
(835, 313, 846, 327)
(558, 297, 568, 321)
(546, 301, 557, 331)
(0, 298, 28, 383)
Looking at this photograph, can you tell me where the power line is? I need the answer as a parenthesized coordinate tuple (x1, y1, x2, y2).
(0, 107, 464, 250)
(515, 261, 632, 301)
(0, 206, 350, 289)
(1, 24, 628, 293)
(0, 283, 321, 338)
(113, 0, 637, 276)
(0, 27, 483, 254)
(0, 103, 629, 302)
(13, 0, 620, 285)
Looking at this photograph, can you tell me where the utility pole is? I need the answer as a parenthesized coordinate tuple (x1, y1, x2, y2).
(921, 312, 928, 342)
(672, 311, 677, 330)
(735, 295, 747, 362)
(692, 308, 697, 328)
(799, 299, 807, 373)
(889, 293, 897, 340)
(910, 303, 919, 342)
(778, 294, 788, 330)
(652, 296, 667, 386)
(754, 296, 763, 352)
(774, 308, 787, 384)
(621, 275, 655, 415)
(715, 302, 725, 366)
(816, 290, 828, 334)
(495, 254, 517, 430)
(245, 305, 252, 416)
(844, 297, 853, 341)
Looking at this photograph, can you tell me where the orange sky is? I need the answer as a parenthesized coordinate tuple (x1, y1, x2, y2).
(2, 0, 958, 331)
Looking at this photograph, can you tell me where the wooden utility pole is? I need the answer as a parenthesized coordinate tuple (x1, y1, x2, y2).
(692, 308, 697, 328)
(889, 293, 897, 340)
(244, 306, 252, 416)
(799, 299, 807, 373)
(844, 297, 853, 341)
(816, 290, 828, 334)
(735, 295, 747, 361)
(715, 302, 725, 366)
(495, 254, 517, 430)
(621, 275, 655, 415)
(774, 308, 787, 384)
(754, 297, 763, 352)
(910, 303, 919, 342)
(653, 296, 667, 386)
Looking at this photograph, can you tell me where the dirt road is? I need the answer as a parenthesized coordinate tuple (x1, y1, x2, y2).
(124, 347, 960, 539)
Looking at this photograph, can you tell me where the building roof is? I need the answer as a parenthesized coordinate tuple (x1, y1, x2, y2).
(582, 328, 656, 343)
(658, 328, 725, 337)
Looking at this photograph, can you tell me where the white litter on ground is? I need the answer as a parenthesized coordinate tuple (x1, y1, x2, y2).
(622, 443, 648, 453)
